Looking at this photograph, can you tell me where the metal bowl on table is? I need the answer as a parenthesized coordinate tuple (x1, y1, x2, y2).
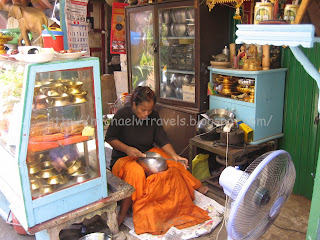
(196, 117, 217, 140)
(205, 108, 235, 127)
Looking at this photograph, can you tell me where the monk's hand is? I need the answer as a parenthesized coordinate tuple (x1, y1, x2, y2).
(126, 147, 146, 158)
(172, 155, 189, 169)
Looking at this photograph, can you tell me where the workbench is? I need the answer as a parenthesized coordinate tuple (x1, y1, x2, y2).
(28, 171, 134, 240)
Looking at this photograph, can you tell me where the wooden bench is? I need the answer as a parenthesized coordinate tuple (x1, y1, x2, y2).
(28, 171, 134, 240)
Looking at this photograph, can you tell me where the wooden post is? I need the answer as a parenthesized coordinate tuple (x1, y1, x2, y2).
(229, 43, 236, 67)
(294, 0, 310, 24)
(262, 45, 270, 70)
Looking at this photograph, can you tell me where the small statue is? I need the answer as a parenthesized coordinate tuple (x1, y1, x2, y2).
(243, 44, 262, 71)
(236, 45, 247, 68)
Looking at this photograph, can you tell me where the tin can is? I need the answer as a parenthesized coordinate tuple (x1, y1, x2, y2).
(254, 2, 274, 24)
(284, 4, 299, 24)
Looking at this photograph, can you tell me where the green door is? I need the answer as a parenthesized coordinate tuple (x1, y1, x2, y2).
(280, 43, 320, 199)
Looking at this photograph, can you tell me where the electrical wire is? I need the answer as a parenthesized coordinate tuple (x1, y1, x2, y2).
(272, 223, 307, 234)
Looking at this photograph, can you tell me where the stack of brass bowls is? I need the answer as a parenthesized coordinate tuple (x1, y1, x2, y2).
(219, 76, 237, 96)
(64, 82, 88, 104)
(236, 78, 255, 103)
(34, 79, 88, 108)
(38, 161, 59, 179)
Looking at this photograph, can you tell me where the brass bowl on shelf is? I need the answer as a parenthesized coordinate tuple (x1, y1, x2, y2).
(28, 163, 41, 175)
(66, 159, 83, 175)
(40, 83, 64, 95)
(38, 161, 58, 179)
(39, 183, 56, 195)
(34, 94, 48, 109)
(46, 93, 71, 107)
(59, 174, 70, 185)
(30, 177, 41, 191)
(220, 88, 232, 95)
(71, 91, 88, 104)
(73, 169, 91, 183)
(65, 82, 84, 94)
(71, 166, 87, 177)
(46, 173, 64, 185)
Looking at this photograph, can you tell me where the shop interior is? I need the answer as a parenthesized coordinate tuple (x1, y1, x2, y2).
(0, 0, 319, 239)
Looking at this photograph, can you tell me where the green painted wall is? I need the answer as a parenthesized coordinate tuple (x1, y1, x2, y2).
(280, 43, 320, 200)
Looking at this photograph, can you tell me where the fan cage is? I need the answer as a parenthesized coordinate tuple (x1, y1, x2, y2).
(225, 150, 296, 240)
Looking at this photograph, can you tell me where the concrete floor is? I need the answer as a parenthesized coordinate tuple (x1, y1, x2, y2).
(0, 192, 311, 240)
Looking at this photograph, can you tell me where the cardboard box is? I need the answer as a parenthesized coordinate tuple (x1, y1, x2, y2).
(182, 84, 195, 102)
(114, 71, 129, 99)
(101, 74, 117, 114)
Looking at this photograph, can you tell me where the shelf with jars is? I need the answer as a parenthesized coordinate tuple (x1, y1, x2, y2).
(0, 57, 107, 232)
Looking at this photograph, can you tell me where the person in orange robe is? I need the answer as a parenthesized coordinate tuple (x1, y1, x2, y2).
(106, 86, 209, 235)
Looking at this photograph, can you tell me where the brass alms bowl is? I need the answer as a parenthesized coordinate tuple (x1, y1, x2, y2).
(38, 161, 58, 179)
(46, 174, 65, 185)
(65, 82, 84, 94)
(73, 169, 91, 183)
(66, 160, 83, 175)
(71, 166, 86, 177)
(39, 184, 56, 194)
(30, 177, 41, 191)
(28, 163, 41, 175)
(40, 83, 64, 95)
(71, 91, 88, 104)
(46, 93, 71, 107)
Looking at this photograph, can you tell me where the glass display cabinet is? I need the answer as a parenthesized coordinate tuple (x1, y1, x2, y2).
(126, 0, 231, 156)
(0, 57, 107, 231)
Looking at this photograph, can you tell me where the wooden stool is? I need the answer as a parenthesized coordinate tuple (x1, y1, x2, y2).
(29, 171, 134, 240)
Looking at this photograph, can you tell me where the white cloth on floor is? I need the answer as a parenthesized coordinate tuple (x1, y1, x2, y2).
(123, 191, 224, 240)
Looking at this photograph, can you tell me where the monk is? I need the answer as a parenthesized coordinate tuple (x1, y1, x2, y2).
(105, 86, 210, 235)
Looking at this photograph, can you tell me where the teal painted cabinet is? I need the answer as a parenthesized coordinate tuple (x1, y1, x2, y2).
(208, 67, 287, 144)
(0, 57, 107, 234)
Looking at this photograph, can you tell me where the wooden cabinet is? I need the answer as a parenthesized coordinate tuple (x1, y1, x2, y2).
(208, 67, 287, 144)
(125, 0, 231, 156)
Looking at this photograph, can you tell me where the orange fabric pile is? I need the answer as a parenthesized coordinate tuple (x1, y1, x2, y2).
(112, 147, 210, 235)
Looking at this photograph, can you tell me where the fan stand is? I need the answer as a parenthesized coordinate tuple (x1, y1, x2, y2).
(219, 150, 296, 239)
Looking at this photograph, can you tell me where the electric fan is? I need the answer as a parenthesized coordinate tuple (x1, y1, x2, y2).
(219, 150, 296, 240)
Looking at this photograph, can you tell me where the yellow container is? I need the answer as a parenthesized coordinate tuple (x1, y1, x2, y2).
(284, 4, 299, 24)
(237, 120, 253, 143)
(254, 2, 274, 24)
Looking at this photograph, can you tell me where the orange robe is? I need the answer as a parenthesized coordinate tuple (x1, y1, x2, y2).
(112, 147, 210, 235)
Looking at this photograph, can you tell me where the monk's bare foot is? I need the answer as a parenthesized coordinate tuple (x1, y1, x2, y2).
(197, 185, 208, 194)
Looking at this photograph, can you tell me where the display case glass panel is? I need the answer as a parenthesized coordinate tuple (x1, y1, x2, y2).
(158, 6, 195, 102)
(128, 9, 155, 90)
(0, 60, 25, 157)
(28, 67, 101, 199)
